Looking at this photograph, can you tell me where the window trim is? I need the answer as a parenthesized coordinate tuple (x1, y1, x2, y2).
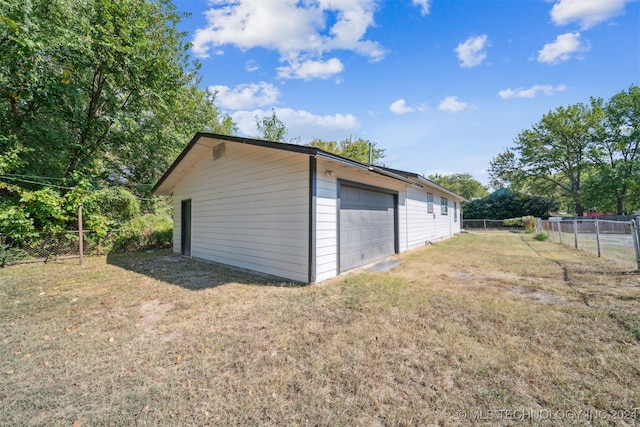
(427, 192, 434, 214)
(441, 197, 449, 215)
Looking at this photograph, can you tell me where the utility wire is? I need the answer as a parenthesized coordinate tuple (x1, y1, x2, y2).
(0, 175, 76, 190)
(0, 175, 160, 201)
(0, 172, 156, 186)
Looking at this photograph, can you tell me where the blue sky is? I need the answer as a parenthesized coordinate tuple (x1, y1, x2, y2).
(171, 0, 639, 186)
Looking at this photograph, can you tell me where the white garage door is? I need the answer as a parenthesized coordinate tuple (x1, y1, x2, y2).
(339, 184, 396, 272)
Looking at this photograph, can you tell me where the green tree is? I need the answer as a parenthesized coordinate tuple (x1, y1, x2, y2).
(427, 173, 488, 200)
(462, 190, 558, 220)
(308, 136, 385, 164)
(584, 85, 640, 214)
(489, 101, 602, 216)
(256, 108, 288, 142)
(0, 0, 235, 196)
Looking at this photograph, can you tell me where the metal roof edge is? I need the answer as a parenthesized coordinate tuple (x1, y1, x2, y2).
(151, 132, 202, 195)
(414, 175, 469, 202)
(377, 166, 468, 201)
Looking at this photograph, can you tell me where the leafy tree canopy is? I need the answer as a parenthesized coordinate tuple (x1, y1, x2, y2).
(0, 0, 240, 243)
(489, 85, 639, 216)
(427, 173, 488, 200)
(308, 136, 385, 164)
(463, 190, 558, 220)
(255, 108, 288, 142)
(0, 0, 236, 196)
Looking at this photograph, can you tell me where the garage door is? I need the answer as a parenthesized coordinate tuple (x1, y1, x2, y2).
(339, 184, 396, 272)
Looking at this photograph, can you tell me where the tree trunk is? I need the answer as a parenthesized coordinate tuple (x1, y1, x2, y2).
(617, 198, 623, 215)
(576, 203, 584, 217)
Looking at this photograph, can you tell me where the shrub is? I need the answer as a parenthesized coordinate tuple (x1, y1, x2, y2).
(114, 213, 172, 252)
(534, 231, 549, 241)
(0, 204, 37, 245)
(463, 190, 558, 219)
(503, 215, 536, 232)
(0, 239, 25, 267)
(68, 187, 141, 237)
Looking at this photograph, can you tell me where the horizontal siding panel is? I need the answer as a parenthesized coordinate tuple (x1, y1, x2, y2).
(316, 254, 337, 269)
(316, 229, 337, 240)
(193, 243, 307, 265)
(193, 232, 306, 250)
(188, 179, 307, 202)
(194, 252, 308, 283)
(314, 173, 337, 282)
(316, 202, 337, 215)
(195, 214, 308, 229)
(403, 185, 465, 249)
(316, 244, 337, 257)
(315, 269, 336, 283)
(194, 225, 306, 235)
(173, 142, 310, 282)
(316, 220, 336, 231)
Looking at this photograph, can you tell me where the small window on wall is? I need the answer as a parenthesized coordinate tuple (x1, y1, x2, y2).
(427, 192, 434, 213)
(441, 197, 449, 215)
(454, 201, 458, 221)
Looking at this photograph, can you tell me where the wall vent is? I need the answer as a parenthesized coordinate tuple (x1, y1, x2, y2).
(213, 142, 226, 160)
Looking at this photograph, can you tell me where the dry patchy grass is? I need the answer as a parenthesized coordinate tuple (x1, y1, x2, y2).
(1, 234, 639, 426)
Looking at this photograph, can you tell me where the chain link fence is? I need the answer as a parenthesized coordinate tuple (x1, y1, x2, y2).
(540, 217, 640, 271)
(0, 230, 120, 267)
(462, 219, 513, 230)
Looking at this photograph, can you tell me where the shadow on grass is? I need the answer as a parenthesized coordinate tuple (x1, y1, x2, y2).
(106, 249, 303, 290)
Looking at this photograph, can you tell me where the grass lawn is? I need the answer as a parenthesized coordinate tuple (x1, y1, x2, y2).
(1, 232, 639, 426)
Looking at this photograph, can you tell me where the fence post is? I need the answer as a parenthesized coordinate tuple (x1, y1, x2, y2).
(558, 221, 562, 244)
(78, 204, 83, 266)
(573, 219, 578, 249)
(632, 217, 640, 272)
(483, 219, 487, 230)
(594, 219, 601, 257)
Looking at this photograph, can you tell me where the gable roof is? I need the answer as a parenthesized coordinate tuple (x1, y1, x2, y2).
(152, 133, 464, 200)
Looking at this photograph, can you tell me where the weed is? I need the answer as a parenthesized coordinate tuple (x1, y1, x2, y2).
(534, 231, 549, 241)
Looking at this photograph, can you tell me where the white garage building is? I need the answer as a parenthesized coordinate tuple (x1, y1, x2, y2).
(152, 133, 465, 283)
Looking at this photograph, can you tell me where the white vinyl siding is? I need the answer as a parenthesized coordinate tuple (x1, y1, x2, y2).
(163, 135, 464, 283)
(172, 142, 309, 282)
(314, 159, 407, 279)
(404, 187, 462, 249)
(315, 172, 338, 282)
(405, 187, 432, 248)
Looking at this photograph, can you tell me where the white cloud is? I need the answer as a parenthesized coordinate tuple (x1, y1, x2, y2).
(412, 0, 431, 15)
(277, 58, 344, 80)
(231, 108, 360, 141)
(390, 99, 413, 115)
(454, 34, 489, 68)
(438, 96, 472, 112)
(550, 0, 630, 29)
(537, 32, 589, 64)
(498, 84, 567, 99)
(209, 82, 281, 110)
(389, 99, 426, 115)
(191, 0, 385, 79)
(245, 60, 259, 72)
